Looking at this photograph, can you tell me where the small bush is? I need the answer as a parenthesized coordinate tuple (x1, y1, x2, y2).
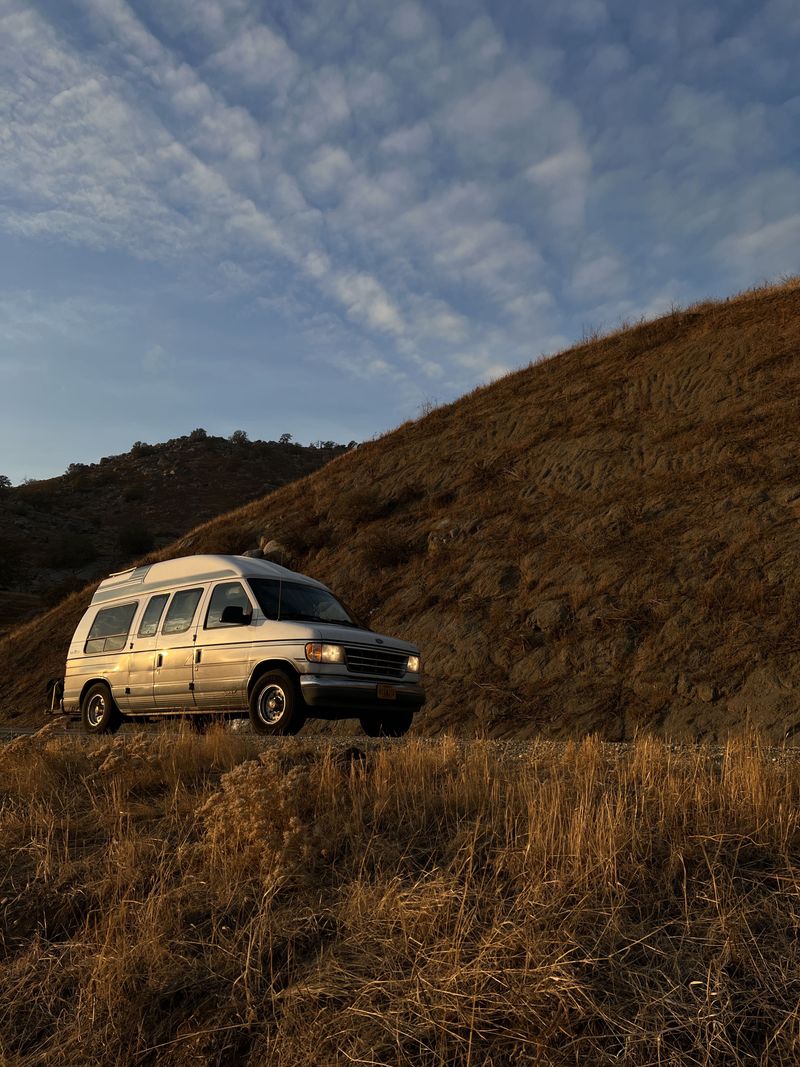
(122, 483, 144, 503)
(50, 532, 97, 569)
(0, 535, 23, 583)
(130, 441, 155, 458)
(229, 429, 249, 445)
(117, 518, 154, 557)
(338, 486, 386, 524)
(360, 529, 413, 569)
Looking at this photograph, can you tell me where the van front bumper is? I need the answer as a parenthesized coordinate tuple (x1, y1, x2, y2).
(300, 675, 425, 713)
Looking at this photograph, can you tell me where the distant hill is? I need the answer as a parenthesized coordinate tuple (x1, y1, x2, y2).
(0, 432, 349, 634)
(3, 281, 800, 740)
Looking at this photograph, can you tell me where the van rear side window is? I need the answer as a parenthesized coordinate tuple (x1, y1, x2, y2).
(138, 594, 169, 637)
(85, 602, 138, 654)
(162, 588, 203, 634)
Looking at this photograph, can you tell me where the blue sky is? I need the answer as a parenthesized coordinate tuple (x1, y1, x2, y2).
(1, 0, 799, 483)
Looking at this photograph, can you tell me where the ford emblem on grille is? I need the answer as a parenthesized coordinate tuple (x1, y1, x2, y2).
(375, 638, 384, 644)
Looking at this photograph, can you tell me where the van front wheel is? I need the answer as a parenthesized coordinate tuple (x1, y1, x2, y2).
(249, 671, 305, 736)
(81, 682, 122, 735)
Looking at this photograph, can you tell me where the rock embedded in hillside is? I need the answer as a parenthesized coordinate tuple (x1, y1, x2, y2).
(696, 683, 719, 703)
(527, 599, 572, 633)
(426, 517, 480, 555)
(260, 538, 290, 563)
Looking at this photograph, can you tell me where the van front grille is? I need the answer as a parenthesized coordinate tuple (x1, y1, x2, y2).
(344, 645, 408, 679)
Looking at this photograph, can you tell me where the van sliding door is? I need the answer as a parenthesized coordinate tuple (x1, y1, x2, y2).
(153, 588, 203, 710)
(192, 581, 255, 709)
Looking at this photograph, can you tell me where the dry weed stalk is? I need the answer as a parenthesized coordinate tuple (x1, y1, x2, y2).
(1, 729, 800, 1064)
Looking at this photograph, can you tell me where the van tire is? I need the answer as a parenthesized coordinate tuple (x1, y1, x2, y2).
(81, 682, 123, 735)
(360, 710, 413, 738)
(249, 671, 305, 735)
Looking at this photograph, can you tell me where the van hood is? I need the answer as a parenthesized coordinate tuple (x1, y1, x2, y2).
(310, 624, 419, 653)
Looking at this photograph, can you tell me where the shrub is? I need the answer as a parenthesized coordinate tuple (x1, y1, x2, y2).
(0, 535, 23, 583)
(188, 428, 208, 442)
(229, 429, 249, 445)
(130, 441, 155, 458)
(0, 474, 12, 492)
(122, 483, 144, 503)
(50, 532, 97, 569)
(359, 529, 413, 569)
(118, 518, 155, 557)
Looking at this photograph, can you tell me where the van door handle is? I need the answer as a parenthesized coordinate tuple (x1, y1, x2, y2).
(195, 649, 201, 664)
(156, 653, 163, 668)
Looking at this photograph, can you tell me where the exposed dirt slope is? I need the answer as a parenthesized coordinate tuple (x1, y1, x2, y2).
(3, 282, 800, 739)
(0, 434, 347, 633)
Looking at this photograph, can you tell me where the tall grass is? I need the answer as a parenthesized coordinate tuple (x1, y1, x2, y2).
(2, 727, 800, 1065)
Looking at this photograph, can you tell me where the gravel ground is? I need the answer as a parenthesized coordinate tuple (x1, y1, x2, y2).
(3, 719, 800, 766)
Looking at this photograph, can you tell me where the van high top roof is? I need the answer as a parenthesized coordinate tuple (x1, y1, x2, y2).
(91, 554, 326, 606)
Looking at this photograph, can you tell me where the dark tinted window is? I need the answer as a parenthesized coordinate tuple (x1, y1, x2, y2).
(250, 578, 280, 620)
(205, 582, 252, 629)
(162, 588, 203, 635)
(248, 579, 354, 625)
(138, 594, 169, 637)
(85, 602, 138, 654)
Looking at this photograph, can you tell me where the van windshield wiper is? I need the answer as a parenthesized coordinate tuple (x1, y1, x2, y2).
(279, 612, 357, 625)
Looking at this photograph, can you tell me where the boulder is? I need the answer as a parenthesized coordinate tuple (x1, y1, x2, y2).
(527, 599, 572, 634)
(260, 538, 290, 563)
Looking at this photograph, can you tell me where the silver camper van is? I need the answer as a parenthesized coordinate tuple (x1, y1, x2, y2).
(61, 554, 425, 736)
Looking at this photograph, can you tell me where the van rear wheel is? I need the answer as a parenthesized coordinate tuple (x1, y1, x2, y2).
(249, 671, 305, 736)
(81, 682, 122, 735)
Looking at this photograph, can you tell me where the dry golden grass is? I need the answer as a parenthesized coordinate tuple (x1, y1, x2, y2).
(5, 279, 800, 739)
(2, 726, 800, 1064)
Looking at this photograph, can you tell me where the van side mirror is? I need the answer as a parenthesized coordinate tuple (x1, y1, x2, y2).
(220, 605, 252, 626)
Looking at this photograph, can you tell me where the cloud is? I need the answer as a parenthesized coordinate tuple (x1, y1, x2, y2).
(329, 271, 406, 336)
(6, 0, 798, 445)
(143, 343, 171, 373)
(302, 145, 356, 197)
(389, 2, 429, 41)
(716, 214, 800, 282)
(205, 23, 300, 90)
(572, 253, 627, 302)
(527, 144, 591, 229)
(380, 121, 432, 156)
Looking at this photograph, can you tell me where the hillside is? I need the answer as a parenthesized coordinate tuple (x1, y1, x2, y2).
(0, 433, 348, 634)
(3, 281, 800, 739)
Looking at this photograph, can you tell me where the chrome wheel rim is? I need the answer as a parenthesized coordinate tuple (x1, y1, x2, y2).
(86, 693, 105, 728)
(257, 684, 286, 724)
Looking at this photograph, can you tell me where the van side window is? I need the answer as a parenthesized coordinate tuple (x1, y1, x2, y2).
(205, 582, 252, 629)
(249, 578, 280, 620)
(162, 588, 203, 635)
(85, 602, 138, 654)
(138, 594, 169, 637)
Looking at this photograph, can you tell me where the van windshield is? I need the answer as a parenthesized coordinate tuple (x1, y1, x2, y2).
(248, 578, 358, 626)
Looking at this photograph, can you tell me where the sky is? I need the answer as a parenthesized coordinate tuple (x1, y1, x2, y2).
(1, 0, 799, 483)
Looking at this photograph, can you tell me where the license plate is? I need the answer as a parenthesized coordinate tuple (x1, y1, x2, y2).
(377, 684, 397, 700)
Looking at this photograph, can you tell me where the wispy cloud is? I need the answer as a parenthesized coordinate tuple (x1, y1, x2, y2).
(1, 0, 798, 478)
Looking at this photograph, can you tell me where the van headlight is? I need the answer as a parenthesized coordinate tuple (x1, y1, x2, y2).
(407, 654, 421, 674)
(305, 642, 345, 664)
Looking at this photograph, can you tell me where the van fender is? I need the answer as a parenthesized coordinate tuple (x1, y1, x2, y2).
(78, 677, 120, 713)
(246, 659, 301, 698)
